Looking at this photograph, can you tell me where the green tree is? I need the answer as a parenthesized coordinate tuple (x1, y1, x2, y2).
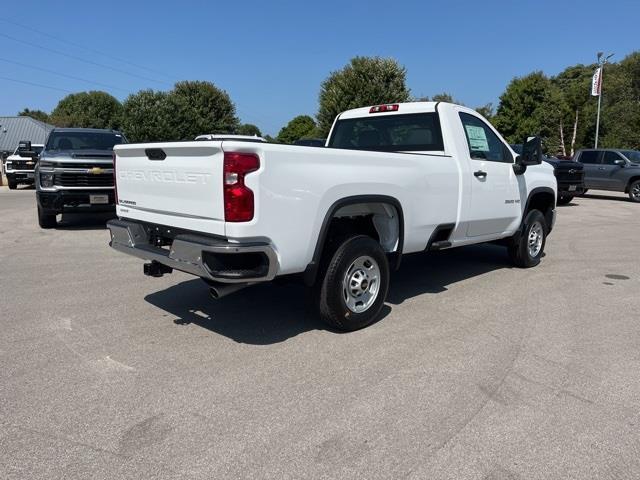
(277, 115, 317, 144)
(475, 103, 494, 121)
(598, 59, 640, 149)
(120, 90, 173, 142)
(166, 81, 239, 140)
(50, 91, 122, 129)
(18, 108, 50, 123)
(430, 92, 457, 103)
(493, 72, 551, 145)
(317, 56, 411, 136)
(237, 123, 262, 137)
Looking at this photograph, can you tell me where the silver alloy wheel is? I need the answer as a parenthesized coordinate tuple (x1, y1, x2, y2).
(632, 183, 640, 200)
(342, 255, 381, 313)
(528, 221, 544, 258)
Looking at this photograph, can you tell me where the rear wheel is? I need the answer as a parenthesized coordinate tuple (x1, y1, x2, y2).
(316, 235, 389, 331)
(37, 205, 57, 229)
(628, 180, 640, 203)
(508, 209, 547, 268)
(556, 195, 573, 205)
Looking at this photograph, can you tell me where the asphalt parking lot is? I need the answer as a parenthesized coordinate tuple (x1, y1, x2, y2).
(1, 186, 639, 480)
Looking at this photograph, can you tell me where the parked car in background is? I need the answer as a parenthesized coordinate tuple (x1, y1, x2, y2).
(573, 149, 640, 202)
(107, 102, 557, 331)
(511, 144, 584, 205)
(293, 138, 326, 147)
(35, 128, 126, 228)
(4, 141, 44, 189)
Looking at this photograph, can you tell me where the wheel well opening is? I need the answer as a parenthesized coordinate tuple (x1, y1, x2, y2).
(625, 176, 640, 193)
(326, 202, 400, 254)
(527, 191, 555, 227)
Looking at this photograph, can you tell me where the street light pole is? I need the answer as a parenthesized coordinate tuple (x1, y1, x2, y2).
(594, 52, 614, 149)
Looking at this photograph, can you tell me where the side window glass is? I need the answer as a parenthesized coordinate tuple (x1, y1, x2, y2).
(578, 151, 600, 164)
(459, 113, 506, 162)
(602, 151, 622, 165)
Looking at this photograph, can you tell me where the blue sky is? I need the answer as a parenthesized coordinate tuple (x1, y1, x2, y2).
(0, 0, 638, 135)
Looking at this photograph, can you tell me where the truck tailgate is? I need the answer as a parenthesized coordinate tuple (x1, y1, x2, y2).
(113, 142, 225, 236)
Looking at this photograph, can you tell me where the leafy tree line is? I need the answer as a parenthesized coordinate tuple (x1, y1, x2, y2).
(494, 53, 640, 154)
(18, 53, 640, 150)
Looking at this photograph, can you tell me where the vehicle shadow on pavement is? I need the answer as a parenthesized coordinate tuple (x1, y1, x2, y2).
(387, 244, 512, 305)
(55, 213, 116, 230)
(144, 279, 330, 344)
(144, 244, 510, 344)
(581, 193, 632, 202)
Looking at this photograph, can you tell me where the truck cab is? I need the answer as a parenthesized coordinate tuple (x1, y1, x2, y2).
(36, 128, 126, 228)
(4, 141, 44, 189)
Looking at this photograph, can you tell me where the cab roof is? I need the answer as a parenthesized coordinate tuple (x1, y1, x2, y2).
(337, 101, 439, 120)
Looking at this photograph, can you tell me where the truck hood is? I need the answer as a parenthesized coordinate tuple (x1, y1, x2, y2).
(42, 150, 114, 161)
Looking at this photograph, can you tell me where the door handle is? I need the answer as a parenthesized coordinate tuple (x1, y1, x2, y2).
(474, 170, 487, 178)
(598, 167, 606, 170)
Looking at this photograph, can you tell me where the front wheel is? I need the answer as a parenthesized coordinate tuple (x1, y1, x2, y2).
(316, 235, 389, 331)
(37, 205, 57, 229)
(628, 180, 640, 203)
(508, 209, 547, 268)
(7, 179, 17, 190)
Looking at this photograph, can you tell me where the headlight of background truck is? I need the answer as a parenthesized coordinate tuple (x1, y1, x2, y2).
(40, 172, 54, 188)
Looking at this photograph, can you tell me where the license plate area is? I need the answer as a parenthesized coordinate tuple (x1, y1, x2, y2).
(568, 185, 577, 192)
(90, 194, 109, 204)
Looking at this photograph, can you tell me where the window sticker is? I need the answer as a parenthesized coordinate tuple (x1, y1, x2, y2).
(465, 125, 489, 151)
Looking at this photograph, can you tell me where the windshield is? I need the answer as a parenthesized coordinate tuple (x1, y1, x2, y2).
(328, 113, 444, 152)
(46, 131, 124, 151)
(621, 150, 640, 163)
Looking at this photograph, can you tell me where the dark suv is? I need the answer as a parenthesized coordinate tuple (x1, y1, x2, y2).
(574, 149, 640, 202)
(511, 145, 584, 204)
(35, 128, 126, 228)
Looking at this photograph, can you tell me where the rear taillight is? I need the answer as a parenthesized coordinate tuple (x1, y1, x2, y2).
(223, 152, 260, 222)
(112, 151, 118, 205)
(369, 104, 399, 114)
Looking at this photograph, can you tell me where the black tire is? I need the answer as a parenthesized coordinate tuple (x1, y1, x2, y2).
(628, 180, 640, 203)
(316, 235, 389, 331)
(7, 180, 17, 190)
(508, 209, 547, 268)
(556, 195, 573, 205)
(37, 205, 57, 229)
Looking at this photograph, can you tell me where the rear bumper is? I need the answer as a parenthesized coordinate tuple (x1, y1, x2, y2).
(557, 183, 584, 196)
(37, 190, 116, 214)
(107, 219, 278, 284)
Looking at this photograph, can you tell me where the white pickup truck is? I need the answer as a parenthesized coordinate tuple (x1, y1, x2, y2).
(107, 102, 556, 331)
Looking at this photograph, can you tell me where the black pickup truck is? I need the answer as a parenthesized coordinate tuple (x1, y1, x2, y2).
(511, 145, 584, 205)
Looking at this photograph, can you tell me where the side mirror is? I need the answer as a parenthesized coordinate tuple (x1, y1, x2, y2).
(17, 140, 31, 152)
(614, 159, 626, 167)
(518, 136, 543, 166)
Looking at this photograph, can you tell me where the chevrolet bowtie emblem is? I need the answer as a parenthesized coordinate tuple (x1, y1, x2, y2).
(89, 167, 104, 175)
(569, 169, 576, 174)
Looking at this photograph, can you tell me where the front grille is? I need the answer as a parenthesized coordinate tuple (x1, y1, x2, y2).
(9, 161, 36, 170)
(54, 172, 114, 187)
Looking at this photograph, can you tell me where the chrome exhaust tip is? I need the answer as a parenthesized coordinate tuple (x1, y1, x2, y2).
(209, 282, 251, 299)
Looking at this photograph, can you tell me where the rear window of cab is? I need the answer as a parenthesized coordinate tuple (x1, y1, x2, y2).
(328, 113, 444, 152)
